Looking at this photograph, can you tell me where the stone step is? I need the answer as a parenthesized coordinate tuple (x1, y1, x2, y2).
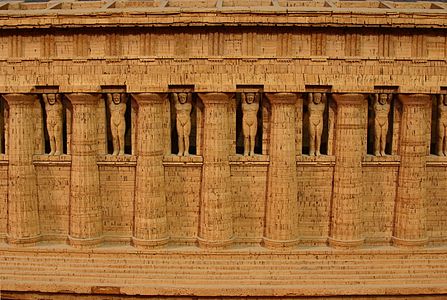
(4, 273, 447, 287)
(3, 254, 447, 265)
(4, 263, 447, 279)
(3, 248, 447, 297)
(3, 259, 447, 275)
(3, 253, 447, 266)
(4, 247, 447, 260)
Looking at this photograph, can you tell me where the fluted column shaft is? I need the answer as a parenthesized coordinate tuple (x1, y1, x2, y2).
(263, 93, 299, 249)
(197, 93, 233, 249)
(3, 94, 40, 245)
(329, 94, 365, 249)
(392, 94, 429, 248)
(66, 93, 102, 247)
(132, 93, 168, 248)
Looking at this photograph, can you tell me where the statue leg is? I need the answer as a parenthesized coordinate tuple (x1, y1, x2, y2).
(374, 121, 380, 156)
(316, 122, 323, 156)
(118, 123, 125, 155)
(249, 123, 257, 156)
(184, 121, 191, 156)
(177, 120, 184, 156)
(438, 123, 445, 156)
(49, 130, 55, 155)
(443, 125, 447, 156)
(309, 124, 315, 156)
(381, 124, 388, 156)
(112, 126, 119, 155)
(243, 121, 249, 156)
(54, 125, 62, 155)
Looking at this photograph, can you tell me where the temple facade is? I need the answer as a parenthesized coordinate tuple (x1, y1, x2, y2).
(1, 0, 447, 299)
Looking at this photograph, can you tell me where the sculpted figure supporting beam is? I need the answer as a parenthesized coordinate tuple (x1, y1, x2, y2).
(437, 94, 447, 156)
(43, 93, 63, 155)
(174, 92, 192, 156)
(242, 92, 259, 156)
(107, 93, 126, 156)
(373, 93, 391, 156)
(308, 92, 325, 156)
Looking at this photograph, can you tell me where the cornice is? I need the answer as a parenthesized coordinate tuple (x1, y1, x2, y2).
(0, 0, 446, 29)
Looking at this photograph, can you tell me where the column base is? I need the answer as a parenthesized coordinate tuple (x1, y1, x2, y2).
(328, 237, 364, 249)
(7, 235, 41, 246)
(262, 237, 299, 250)
(391, 236, 428, 248)
(197, 236, 234, 250)
(68, 235, 103, 248)
(132, 236, 169, 249)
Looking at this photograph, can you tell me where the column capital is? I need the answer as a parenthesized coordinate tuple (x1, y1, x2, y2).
(1, 93, 38, 105)
(398, 93, 431, 106)
(331, 93, 366, 105)
(65, 93, 100, 105)
(131, 93, 167, 105)
(197, 92, 233, 105)
(265, 92, 299, 105)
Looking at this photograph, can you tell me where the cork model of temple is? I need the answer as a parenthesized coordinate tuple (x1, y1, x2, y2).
(1, 0, 447, 299)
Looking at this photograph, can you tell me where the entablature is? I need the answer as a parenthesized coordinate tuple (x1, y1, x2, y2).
(0, 0, 446, 29)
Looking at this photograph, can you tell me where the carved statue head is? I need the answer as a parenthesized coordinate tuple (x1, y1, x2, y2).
(178, 93, 188, 104)
(48, 94, 57, 105)
(313, 93, 322, 104)
(378, 93, 388, 105)
(245, 93, 255, 104)
(112, 93, 121, 105)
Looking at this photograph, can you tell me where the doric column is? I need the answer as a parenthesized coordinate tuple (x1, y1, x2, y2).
(131, 93, 169, 248)
(263, 93, 299, 249)
(329, 93, 366, 249)
(2, 94, 40, 245)
(197, 93, 233, 249)
(392, 94, 429, 248)
(65, 93, 102, 247)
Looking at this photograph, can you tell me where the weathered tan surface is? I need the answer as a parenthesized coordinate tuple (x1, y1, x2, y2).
(2, 246, 447, 298)
(0, 0, 447, 298)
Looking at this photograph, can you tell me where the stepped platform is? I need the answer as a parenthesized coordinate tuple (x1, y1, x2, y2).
(1, 243, 447, 299)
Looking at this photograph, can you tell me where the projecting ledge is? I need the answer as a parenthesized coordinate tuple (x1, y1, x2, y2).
(296, 155, 335, 166)
(0, 154, 8, 165)
(96, 154, 137, 166)
(229, 154, 269, 165)
(163, 154, 203, 166)
(426, 155, 447, 166)
(362, 154, 401, 167)
(33, 154, 71, 166)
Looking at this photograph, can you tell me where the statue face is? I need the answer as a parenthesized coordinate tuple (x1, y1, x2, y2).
(178, 93, 188, 104)
(48, 94, 57, 105)
(246, 93, 255, 104)
(313, 93, 322, 104)
(379, 94, 388, 105)
(112, 93, 121, 104)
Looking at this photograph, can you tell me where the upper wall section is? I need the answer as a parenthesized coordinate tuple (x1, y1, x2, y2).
(0, 0, 446, 28)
